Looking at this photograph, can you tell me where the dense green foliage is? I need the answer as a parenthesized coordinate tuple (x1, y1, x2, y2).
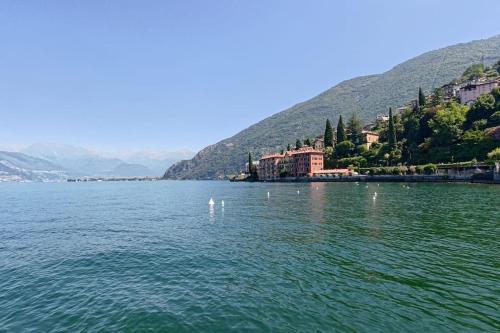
(324, 119, 334, 147)
(295, 139, 303, 149)
(327, 75, 499, 169)
(165, 35, 500, 179)
(392, 88, 499, 165)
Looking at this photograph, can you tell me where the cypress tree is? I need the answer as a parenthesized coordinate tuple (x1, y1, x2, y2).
(336, 115, 346, 143)
(304, 138, 312, 146)
(324, 119, 334, 148)
(248, 152, 253, 174)
(287, 143, 292, 151)
(418, 87, 425, 107)
(388, 108, 397, 148)
(347, 113, 363, 144)
(296, 139, 303, 149)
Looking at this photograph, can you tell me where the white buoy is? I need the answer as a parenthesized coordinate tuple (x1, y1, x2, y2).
(297, 190, 300, 195)
(267, 191, 270, 198)
(221, 200, 225, 207)
(209, 198, 215, 205)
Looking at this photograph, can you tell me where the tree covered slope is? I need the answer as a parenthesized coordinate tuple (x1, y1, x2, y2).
(165, 35, 500, 179)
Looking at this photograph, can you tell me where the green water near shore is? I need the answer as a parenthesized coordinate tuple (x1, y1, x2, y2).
(0, 181, 499, 332)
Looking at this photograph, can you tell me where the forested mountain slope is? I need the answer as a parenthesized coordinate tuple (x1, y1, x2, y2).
(165, 35, 500, 179)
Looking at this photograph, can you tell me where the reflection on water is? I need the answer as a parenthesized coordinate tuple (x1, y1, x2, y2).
(209, 203, 215, 222)
(309, 182, 326, 223)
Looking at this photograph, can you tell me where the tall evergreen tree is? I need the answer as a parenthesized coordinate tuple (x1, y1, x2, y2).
(430, 88, 442, 107)
(418, 87, 426, 107)
(287, 143, 291, 151)
(296, 139, 303, 149)
(304, 138, 312, 146)
(388, 107, 397, 148)
(324, 119, 334, 148)
(248, 152, 253, 174)
(336, 115, 346, 143)
(347, 113, 363, 144)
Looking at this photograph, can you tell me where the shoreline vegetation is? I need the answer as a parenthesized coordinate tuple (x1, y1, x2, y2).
(237, 62, 500, 184)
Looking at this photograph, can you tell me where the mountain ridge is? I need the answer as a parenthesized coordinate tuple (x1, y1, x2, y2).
(165, 35, 500, 179)
(0, 151, 68, 182)
(19, 143, 194, 177)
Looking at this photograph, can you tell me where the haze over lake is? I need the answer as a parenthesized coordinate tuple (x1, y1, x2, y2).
(1, 181, 498, 332)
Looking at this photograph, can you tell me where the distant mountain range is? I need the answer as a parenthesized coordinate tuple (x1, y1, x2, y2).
(0, 144, 194, 181)
(0, 151, 68, 182)
(165, 34, 500, 179)
(21, 144, 154, 177)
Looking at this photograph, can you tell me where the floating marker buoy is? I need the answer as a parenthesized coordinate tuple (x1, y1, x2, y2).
(267, 192, 270, 198)
(297, 190, 300, 194)
(209, 198, 215, 205)
(221, 200, 225, 207)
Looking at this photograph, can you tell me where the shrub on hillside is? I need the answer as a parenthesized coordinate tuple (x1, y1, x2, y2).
(487, 147, 500, 160)
(423, 163, 437, 175)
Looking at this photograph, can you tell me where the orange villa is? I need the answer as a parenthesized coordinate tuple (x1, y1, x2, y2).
(257, 153, 285, 180)
(258, 147, 324, 180)
(282, 148, 325, 177)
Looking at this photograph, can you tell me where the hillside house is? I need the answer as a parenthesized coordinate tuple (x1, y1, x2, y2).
(459, 78, 499, 105)
(362, 130, 380, 149)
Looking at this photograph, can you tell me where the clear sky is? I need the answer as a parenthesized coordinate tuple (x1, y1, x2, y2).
(1, 0, 499, 151)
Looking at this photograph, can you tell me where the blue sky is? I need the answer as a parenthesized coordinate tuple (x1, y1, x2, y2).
(1, 0, 499, 151)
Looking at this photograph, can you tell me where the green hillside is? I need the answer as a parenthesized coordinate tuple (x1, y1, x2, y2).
(165, 35, 500, 179)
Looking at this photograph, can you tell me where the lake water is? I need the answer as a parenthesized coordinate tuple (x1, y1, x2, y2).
(0, 181, 499, 332)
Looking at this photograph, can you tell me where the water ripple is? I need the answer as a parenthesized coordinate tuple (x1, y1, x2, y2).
(0, 181, 499, 332)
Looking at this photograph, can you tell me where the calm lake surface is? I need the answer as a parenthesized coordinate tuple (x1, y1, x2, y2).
(0, 181, 499, 332)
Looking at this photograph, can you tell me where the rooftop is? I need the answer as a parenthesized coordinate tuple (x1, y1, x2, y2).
(287, 147, 324, 155)
(260, 153, 285, 160)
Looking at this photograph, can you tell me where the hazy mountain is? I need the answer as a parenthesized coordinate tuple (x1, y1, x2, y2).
(21, 143, 135, 177)
(164, 35, 500, 179)
(0, 151, 68, 182)
(109, 163, 154, 177)
(110, 150, 195, 176)
(20, 143, 193, 177)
